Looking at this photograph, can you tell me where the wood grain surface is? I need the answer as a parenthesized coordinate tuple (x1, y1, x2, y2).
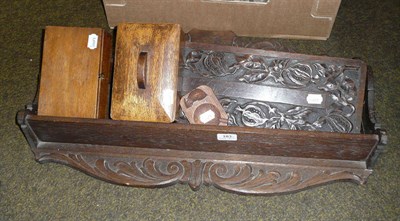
(26, 114, 379, 161)
(38, 26, 111, 118)
(111, 23, 182, 122)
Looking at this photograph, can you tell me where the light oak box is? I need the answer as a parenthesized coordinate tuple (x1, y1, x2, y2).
(38, 26, 112, 118)
(111, 23, 182, 123)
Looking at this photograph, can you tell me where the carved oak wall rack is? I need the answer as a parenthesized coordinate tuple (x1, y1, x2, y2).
(17, 32, 387, 195)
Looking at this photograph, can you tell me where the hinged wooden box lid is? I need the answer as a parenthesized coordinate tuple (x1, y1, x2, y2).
(111, 23, 181, 122)
(38, 26, 112, 118)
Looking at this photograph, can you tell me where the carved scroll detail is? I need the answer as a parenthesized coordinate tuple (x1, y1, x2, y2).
(221, 99, 353, 132)
(37, 152, 369, 195)
(237, 57, 314, 88)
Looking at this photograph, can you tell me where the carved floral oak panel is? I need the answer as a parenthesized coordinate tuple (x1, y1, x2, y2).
(180, 47, 364, 133)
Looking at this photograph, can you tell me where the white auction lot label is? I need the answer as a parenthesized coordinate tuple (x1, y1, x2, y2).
(87, 34, 98, 50)
(307, 93, 323, 104)
(217, 133, 238, 141)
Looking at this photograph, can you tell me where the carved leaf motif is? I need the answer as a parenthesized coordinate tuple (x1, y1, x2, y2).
(219, 98, 238, 112)
(269, 59, 289, 72)
(286, 106, 312, 119)
(340, 77, 357, 101)
(115, 160, 184, 185)
(238, 70, 269, 83)
(184, 50, 203, 73)
(186, 50, 202, 64)
(237, 56, 269, 83)
(283, 107, 314, 130)
(330, 94, 356, 117)
(265, 59, 289, 83)
(313, 63, 328, 80)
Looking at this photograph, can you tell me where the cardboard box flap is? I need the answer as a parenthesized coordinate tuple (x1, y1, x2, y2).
(103, 0, 341, 40)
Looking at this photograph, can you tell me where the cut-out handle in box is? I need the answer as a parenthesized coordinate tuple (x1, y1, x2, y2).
(137, 51, 148, 89)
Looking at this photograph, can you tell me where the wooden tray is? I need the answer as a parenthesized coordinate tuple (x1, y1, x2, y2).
(17, 32, 387, 195)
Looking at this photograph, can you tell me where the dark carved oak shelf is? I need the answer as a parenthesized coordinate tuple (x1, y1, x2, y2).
(17, 81, 386, 195)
